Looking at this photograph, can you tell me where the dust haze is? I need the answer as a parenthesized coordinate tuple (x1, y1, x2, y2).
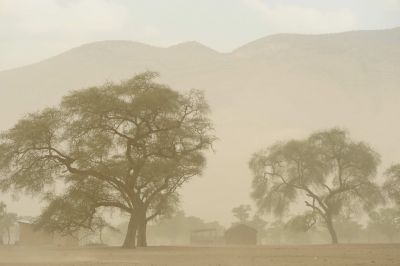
(0, 1, 400, 265)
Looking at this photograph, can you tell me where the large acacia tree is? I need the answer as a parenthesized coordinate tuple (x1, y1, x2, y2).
(0, 72, 215, 248)
(249, 128, 382, 244)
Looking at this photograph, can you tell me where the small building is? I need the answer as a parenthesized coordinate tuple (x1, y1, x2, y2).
(190, 228, 218, 245)
(224, 224, 257, 245)
(190, 228, 225, 245)
(17, 220, 79, 247)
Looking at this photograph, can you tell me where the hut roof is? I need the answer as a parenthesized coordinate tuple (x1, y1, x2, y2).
(225, 224, 257, 234)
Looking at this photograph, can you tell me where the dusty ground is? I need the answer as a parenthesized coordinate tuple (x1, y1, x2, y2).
(0, 244, 399, 266)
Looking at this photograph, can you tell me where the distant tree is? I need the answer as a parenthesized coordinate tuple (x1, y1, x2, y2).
(248, 214, 268, 242)
(285, 212, 318, 233)
(231, 205, 268, 243)
(0, 202, 17, 245)
(367, 208, 399, 243)
(93, 219, 120, 245)
(334, 215, 363, 243)
(0, 72, 215, 248)
(0, 202, 5, 245)
(0, 202, 5, 216)
(264, 220, 285, 244)
(232, 205, 251, 223)
(383, 165, 400, 207)
(265, 217, 321, 244)
(140, 211, 224, 245)
(249, 128, 383, 244)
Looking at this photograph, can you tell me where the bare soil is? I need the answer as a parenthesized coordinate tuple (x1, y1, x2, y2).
(0, 244, 399, 266)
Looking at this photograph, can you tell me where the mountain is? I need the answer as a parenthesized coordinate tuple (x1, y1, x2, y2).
(1, 28, 400, 223)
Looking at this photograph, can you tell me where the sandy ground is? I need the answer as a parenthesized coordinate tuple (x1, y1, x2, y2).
(0, 244, 399, 266)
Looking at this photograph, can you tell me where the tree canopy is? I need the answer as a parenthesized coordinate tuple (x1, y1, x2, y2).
(383, 164, 400, 207)
(367, 208, 399, 242)
(249, 128, 383, 243)
(232, 205, 251, 223)
(0, 72, 215, 248)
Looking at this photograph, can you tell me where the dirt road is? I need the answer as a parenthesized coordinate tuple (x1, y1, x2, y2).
(0, 244, 398, 266)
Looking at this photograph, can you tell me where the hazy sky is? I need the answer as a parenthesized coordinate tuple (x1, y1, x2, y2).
(1, 0, 400, 71)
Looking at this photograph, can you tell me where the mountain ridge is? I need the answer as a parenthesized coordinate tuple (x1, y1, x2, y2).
(2, 27, 399, 73)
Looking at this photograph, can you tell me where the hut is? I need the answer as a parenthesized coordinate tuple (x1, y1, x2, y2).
(224, 224, 257, 245)
(190, 228, 218, 245)
(17, 220, 79, 247)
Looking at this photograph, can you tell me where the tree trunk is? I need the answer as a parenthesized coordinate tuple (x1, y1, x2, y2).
(7, 228, 11, 245)
(325, 215, 338, 244)
(99, 228, 103, 244)
(122, 215, 137, 249)
(137, 210, 147, 247)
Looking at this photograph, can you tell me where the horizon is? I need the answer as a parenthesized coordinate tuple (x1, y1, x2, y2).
(2, 0, 400, 71)
(1, 26, 399, 73)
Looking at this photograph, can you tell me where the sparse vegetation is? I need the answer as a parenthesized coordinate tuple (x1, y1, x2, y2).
(249, 128, 383, 244)
(0, 202, 17, 245)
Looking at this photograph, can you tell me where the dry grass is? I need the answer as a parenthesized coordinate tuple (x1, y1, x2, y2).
(0, 244, 399, 266)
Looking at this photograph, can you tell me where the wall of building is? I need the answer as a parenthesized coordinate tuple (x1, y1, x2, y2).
(225, 225, 257, 245)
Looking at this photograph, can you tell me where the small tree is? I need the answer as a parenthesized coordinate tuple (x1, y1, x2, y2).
(0, 72, 215, 248)
(367, 208, 399, 243)
(264, 220, 285, 244)
(231, 205, 267, 243)
(383, 165, 400, 207)
(0, 202, 17, 245)
(285, 212, 318, 233)
(248, 214, 268, 243)
(334, 215, 363, 243)
(232, 205, 251, 223)
(0, 202, 5, 245)
(249, 128, 382, 244)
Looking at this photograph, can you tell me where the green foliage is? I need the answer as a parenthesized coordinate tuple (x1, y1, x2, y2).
(248, 214, 268, 234)
(367, 208, 399, 242)
(232, 205, 251, 223)
(333, 215, 363, 243)
(0, 72, 215, 245)
(285, 212, 317, 232)
(263, 218, 328, 244)
(34, 178, 114, 235)
(249, 128, 383, 243)
(383, 165, 400, 206)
